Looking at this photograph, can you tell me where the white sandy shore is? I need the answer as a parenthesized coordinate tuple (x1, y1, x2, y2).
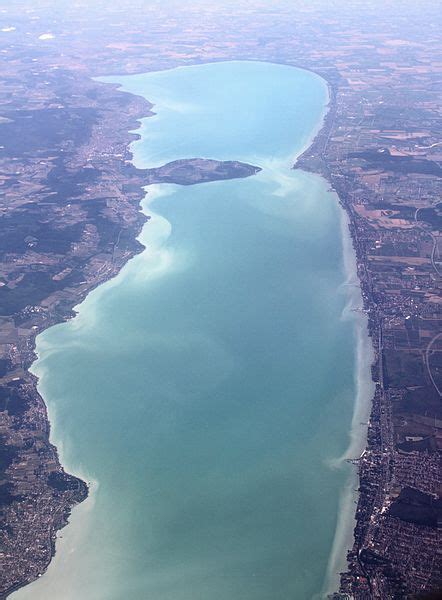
(319, 209, 375, 599)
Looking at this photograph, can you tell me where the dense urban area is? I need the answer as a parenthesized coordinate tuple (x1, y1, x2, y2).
(0, 1, 440, 598)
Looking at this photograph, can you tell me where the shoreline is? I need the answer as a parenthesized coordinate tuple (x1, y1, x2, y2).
(293, 74, 383, 597)
(10, 183, 172, 600)
(292, 71, 378, 599)
(320, 208, 375, 598)
(3, 84, 154, 599)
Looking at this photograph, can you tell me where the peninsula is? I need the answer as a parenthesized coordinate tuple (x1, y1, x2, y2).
(145, 158, 261, 185)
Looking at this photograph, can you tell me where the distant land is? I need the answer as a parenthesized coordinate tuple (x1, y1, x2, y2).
(0, 0, 441, 598)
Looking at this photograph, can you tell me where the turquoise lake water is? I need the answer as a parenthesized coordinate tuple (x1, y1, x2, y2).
(13, 61, 372, 600)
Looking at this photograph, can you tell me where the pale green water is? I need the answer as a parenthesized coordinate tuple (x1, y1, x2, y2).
(13, 62, 370, 600)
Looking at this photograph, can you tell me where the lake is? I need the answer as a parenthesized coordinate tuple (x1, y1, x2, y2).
(13, 61, 373, 600)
